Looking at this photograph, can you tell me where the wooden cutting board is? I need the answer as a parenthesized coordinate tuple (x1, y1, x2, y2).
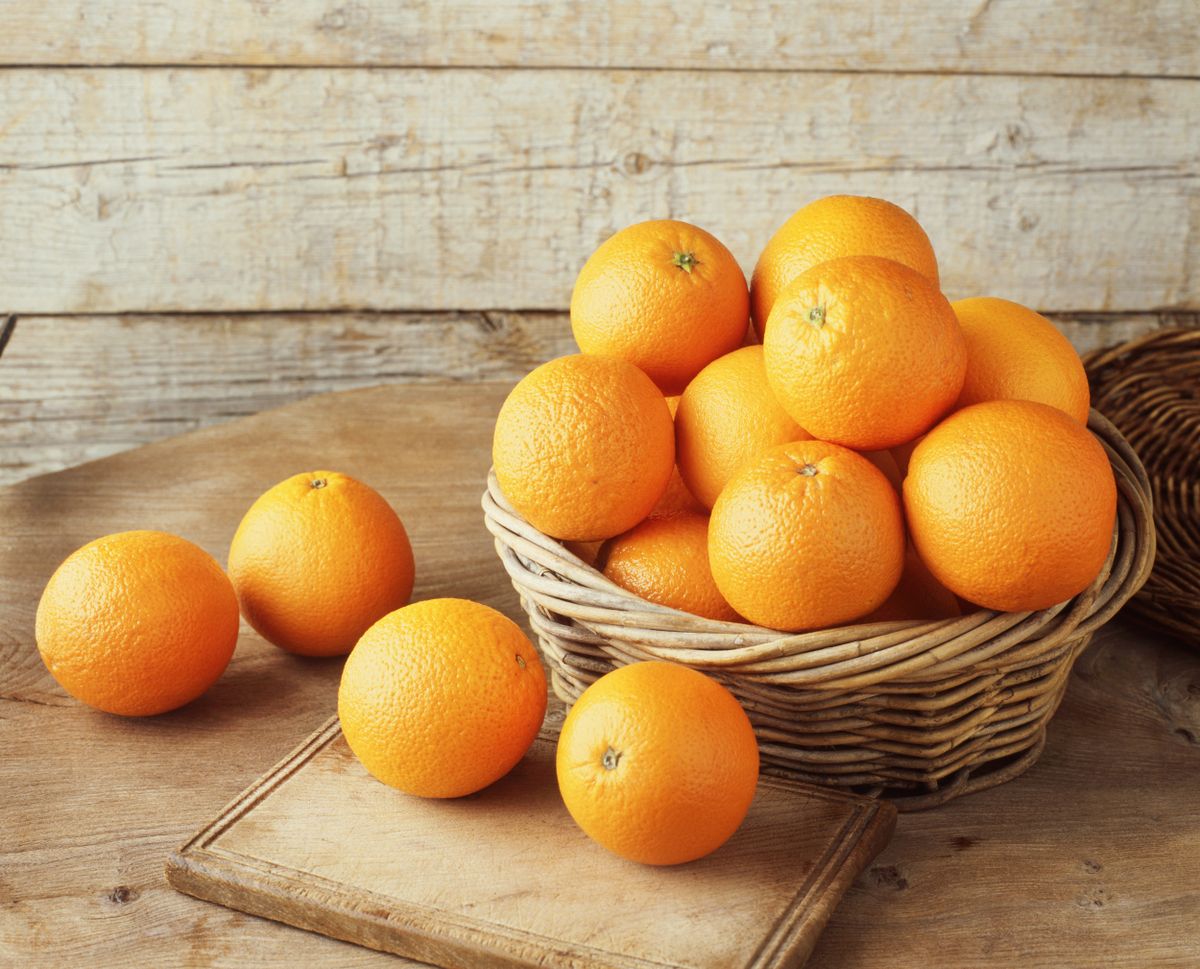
(167, 713, 895, 969)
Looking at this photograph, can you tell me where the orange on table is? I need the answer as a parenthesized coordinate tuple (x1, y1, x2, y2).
(751, 195, 939, 335)
(228, 470, 414, 657)
(36, 530, 239, 716)
(952, 296, 1091, 423)
(709, 440, 905, 631)
(570, 219, 749, 395)
(601, 513, 741, 623)
(763, 255, 967, 451)
(493, 354, 675, 541)
(338, 598, 547, 798)
(903, 400, 1117, 612)
(863, 544, 962, 623)
(648, 396, 706, 519)
(556, 661, 759, 865)
(675, 345, 811, 509)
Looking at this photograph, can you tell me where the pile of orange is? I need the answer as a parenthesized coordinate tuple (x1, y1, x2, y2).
(496, 196, 1117, 631)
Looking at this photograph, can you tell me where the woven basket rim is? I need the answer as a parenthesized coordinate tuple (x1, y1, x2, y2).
(483, 408, 1155, 690)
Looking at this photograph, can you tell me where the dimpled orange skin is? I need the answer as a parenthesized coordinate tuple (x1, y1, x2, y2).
(601, 513, 742, 623)
(338, 598, 547, 798)
(647, 396, 707, 519)
(228, 471, 415, 657)
(903, 400, 1117, 613)
(952, 296, 1091, 423)
(36, 531, 240, 716)
(556, 661, 759, 865)
(493, 354, 675, 541)
(571, 220, 750, 395)
(763, 256, 967, 451)
(751, 195, 939, 336)
(709, 441, 905, 631)
(675, 345, 812, 510)
(863, 543, 962, 623)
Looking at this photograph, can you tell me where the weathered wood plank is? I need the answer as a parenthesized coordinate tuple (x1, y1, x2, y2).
(0, 310, 1191, 488)
(1, 1, 1197, 76)
(0, 69, 1196, 315)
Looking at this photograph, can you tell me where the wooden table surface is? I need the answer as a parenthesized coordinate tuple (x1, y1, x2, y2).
(3, 382, 1199, 968)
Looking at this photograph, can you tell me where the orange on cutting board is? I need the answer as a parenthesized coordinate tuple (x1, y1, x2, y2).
(556, 661, 759, 865)
(763, 255, 967, 451)
(708, 440, 905, 631)
(36, 531, 239, 716)
(601, 513, 741, 623)
(571, 220, 749, 395)
(675, 345, 811, 509)
(903, 400, 1117, 612)
(493, 354, 675, 541)
(339, 598, 547, 798)
(228, 471, 415, 657)
(751, 195, 939, 335)
(952, 296, 1091, 423)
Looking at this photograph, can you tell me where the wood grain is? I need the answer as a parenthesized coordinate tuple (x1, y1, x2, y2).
(2, 311, 1191, 487)
(1, 0, 1196, 76)
(167, 721, 895, 968)
(1, 68, 1196, 315)
(1, 383, 1197, 968)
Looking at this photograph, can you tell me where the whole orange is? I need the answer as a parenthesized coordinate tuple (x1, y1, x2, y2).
(648, 396, 706, 519)
(763, 256, 967, 451)
(338, 598, 547, 798)
(675, 345, 811, 509)
(601, 513, 741, 623)
(493, 354, 675, 541)
(228, 471, 415, 657)
(751, 195, 939, 335)
(709, 440, 905, 631)
(556, 661, 759, 865)
(952, 296, 1091, 423)
(36, 531, 239, 716)
(571, 220, 749, 394)
(903, 400, 1117, 612)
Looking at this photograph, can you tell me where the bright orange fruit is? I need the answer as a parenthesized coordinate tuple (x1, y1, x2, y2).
(675, 345, 811, 509)
(708, 440, 905, 631)
(601, 513, 741, 623)
(648, 396, 707, 519)
(492, 354, 675, 541)
(339, 598, 547, 798)
(228, 471, 415, 657)
(903, 400, 1117, 612)
(556, 661, 759, 865)
(952, 296, 1091, 423)
(763, 255, 967, 451)
(36, 531, 239, 716)
(751, 195, 939, 335)
(571, 220, 749, 394)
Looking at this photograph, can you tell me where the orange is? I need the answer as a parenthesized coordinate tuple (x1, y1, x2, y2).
(863, 544, 962, 623)
(571, 220, 749, 394)
(556, 661, 759, 865)
(709, 440, 905, 631)
(493, 354, 675, 541)
(648, 396, 706, 519)
(228, 471, 415, 657)
(763, 255, 967, 451)
(903, 400, 1117, 612)
(952, 296, 1091, 423)
(36, 531, 239, 716)
(751, 195, 939, 335)
(675, 345, 811, 509)
(338, 598, 547, 798)
(601, 513, 741, 623)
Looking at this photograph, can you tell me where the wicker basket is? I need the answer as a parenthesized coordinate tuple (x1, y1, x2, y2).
(483, 410, 1155, 810)
(1084, 328, 1200, 648)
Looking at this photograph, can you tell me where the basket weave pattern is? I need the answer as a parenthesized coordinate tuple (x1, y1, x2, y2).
(1085, 328, 1200, 647)
(484, 411, 1155, 810)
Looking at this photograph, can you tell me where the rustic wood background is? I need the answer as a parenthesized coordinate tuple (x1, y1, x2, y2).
(1, 1, 1197, 485)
